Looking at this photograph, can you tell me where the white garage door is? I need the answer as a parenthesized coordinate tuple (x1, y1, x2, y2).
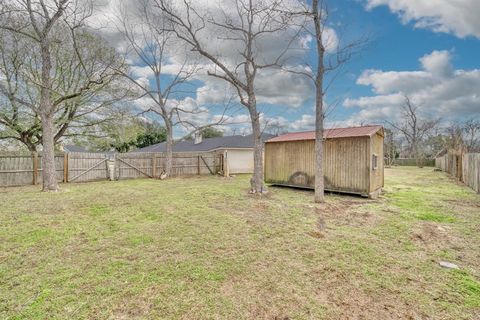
(226, 149, 254, 174)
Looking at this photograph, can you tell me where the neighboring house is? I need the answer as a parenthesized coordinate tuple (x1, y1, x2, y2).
(135, 133, 275, 174)
(264, 125, 384, 198)
(62, 145, 88, 153)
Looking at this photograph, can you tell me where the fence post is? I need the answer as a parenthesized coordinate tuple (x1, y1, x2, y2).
(213, 152, 217, 174)
(152, 155, 156, 178)
(197, 155, 200, 175)
(63, 153, 69, 183)
(32, 152, 38, 185)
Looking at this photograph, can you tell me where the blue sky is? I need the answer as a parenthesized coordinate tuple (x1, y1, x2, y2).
(98, 0, 480, 135)
(289, 0, 480, 129)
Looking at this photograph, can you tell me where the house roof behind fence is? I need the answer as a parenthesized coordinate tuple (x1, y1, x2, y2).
(266, 125, 383, 143)
(135, 133, 275, 153)
(63, 145, 88, 152)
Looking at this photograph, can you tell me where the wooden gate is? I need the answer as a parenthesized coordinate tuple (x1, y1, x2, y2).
(115, 153, 155, 180)
(67, 152, 110, 183)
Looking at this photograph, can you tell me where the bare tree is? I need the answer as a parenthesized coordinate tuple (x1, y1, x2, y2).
(312, 0, 326, 203)
(463, 118, 480, 152)
(444, 121, 464, 151)
(389, 96, 440, 167)
(439, 118, 480, 153)
(156, 0, 303, 193)
(0, 28, 40, 151)
(289, 0, 366, 202)
(115, 2, 231, 176)
(0, 27, 129, 153)
(383, 127, 397, 166)
(0, 0, 123, 191)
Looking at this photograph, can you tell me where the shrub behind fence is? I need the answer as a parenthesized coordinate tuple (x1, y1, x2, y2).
(392, 158, 435, 167)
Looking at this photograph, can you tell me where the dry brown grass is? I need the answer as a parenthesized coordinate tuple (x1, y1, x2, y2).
(0, 167, 479, 319)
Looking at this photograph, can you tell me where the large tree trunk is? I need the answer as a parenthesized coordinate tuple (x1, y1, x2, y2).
(165, 123, 173, 177)
(250, 107, 265, 194)
(39, 40, 58, 191)
(40, 114, 58, 191)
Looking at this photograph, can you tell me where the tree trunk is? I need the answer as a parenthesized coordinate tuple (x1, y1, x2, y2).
(40, 114, 58, 191)
(165, 124, 173, 177)
(250, 108, 265, 193)
(313, 0, 325, 203)
(39, 39, 58, 192)
(314, 108, 325, 203)
(26, 143, 37, 153)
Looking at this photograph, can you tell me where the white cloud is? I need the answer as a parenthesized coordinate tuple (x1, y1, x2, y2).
(419, 50, 453, 76)
(365, 0, 480, 38)
(290, 114, 315, 130)
(344, 50, 480, 122)
(196, 67, 314, 108)
(323, 27, 339, 53)
(255, 68, 314, 107)
(130, 66, 154, 79)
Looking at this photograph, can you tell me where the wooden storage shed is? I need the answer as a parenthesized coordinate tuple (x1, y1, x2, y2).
(264, 125, 384, 198)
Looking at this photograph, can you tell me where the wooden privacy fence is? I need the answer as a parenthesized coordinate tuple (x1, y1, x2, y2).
(0, 153, 64, 187)
(435, 151, 480, 193)
(0, 151, 224, 187)
(115, 152, 223, 180)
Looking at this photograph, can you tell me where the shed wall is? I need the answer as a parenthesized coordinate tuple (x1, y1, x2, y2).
(369, 132, 385, 193)
(264, 136, 371, 195)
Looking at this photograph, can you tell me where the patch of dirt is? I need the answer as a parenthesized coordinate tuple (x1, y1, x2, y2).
(306, 230, 325, 239)
(410, 197, 480, 276)
(307, 198, 380, 229)
(411, 222, 456, 251)
(324, 287, 429, 320)
(110, 287, 159, 320)
(409, 222, 477, 270)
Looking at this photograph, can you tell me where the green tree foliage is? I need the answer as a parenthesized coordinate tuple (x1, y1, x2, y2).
(134, 123, 167, 148)
(186, 127, 224, 140)
(88, 108, 167, 152)
(200, 127, 224, 138)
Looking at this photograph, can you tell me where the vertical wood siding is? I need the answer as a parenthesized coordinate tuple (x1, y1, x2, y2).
(265, 136, 377, 195)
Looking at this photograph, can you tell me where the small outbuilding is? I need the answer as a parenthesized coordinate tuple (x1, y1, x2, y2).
(264, 125, 384, 198)
(135, 133, 274, 174)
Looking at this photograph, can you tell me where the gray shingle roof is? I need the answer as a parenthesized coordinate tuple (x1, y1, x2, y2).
(63, 145, 88, 153)
(134, 133, 275, 153)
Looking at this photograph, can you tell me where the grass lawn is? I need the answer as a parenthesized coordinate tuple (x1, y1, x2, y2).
(1, 167, 479, 319)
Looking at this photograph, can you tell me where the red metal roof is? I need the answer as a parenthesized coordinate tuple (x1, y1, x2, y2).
(267, 125, 383, 143)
